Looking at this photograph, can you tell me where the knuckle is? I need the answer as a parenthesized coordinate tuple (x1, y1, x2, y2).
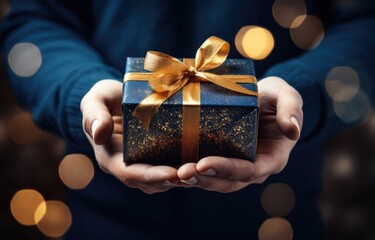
(215, 160, 235, 179)
(273, 161, 287, 174)
(241, 175, 255, 183)
(83, 116, 91, 133)
(80, 95, 89, 111)
(220, 182, 238, 193)
(255, 177, 267, 184)
(144, 190, 156, 195)
(292, 106, 303, 117)
(140, 188, 153, 194)
(97, 162, 110, 174)
(82, 112, 97, 134)
(198, 178, 210, 189)
(240, 165, 257, 182)
(252, 168, 261, 181)
(245, 168, 262, 183)
(140, 187, 161, 195)
(142, 168, 154, 185)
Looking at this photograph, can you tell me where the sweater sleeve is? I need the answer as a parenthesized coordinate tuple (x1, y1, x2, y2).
(0, 0, 123, 146)
(263, 1, 375, 141)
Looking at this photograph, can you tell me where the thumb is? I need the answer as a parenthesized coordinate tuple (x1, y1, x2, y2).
(276, 84, 303, 141)
(82, 108, 113, 145)
(80, 80, 121, 145)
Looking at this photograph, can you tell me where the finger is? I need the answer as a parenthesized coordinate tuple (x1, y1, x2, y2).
(252, 176, 268, 184)
(178, 163, 249, 192)
(276, 84, 303, 141)
(139, 185, 173, 194)
(195, 177, 248, 193)
(193, 153, 288, 185)
(80, 80, 121, 145)
(123, 163, 180, 187)
(251, 152, 288, 181)
(177, 162, 199, 185)
(95, 148, 180, 190)
(193, 156, 256, 182)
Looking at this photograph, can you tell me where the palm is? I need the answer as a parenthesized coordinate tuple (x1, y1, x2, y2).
(82, 80, 180, 194)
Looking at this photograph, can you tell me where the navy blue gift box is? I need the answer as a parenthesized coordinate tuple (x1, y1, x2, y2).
(122, 57, 258, 167)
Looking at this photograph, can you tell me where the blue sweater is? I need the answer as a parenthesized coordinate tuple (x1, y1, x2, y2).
(1, 0, 374, 239)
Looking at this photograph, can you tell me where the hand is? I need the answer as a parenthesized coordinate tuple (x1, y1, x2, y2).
(177, 76, 303, 193)
(80, 80, 181, 194)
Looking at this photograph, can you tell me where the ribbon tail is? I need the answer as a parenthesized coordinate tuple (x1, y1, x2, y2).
(197, 72, 258, 96)
(133, 78, 188, 128)
(133, 92, 169, 129)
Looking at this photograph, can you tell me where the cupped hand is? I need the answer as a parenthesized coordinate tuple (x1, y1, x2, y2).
(80, 80, 181, 194)
(177, 76, 303, 192)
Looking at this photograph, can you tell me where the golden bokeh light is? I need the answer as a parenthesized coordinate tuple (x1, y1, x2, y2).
(272, 0, 306, 28)
(235, 26, 252, 58)
(331, 154, 355, 178)
(258, 217, 293, 240)
(36, 200, 72, 238)
(8, 113, 41, 144)
(290, 15, 324, 50)
(59, 154, 95, 189)
(10, 189, 46, 226)
(325, 66, 360, 102)
(290, 15, 307, 29)
(235, 26, 274, 60)
(261, 183, 295, 217)
(34, 202, 47, 224)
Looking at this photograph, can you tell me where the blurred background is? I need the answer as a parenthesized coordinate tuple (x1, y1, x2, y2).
(1, 0, 374, 239)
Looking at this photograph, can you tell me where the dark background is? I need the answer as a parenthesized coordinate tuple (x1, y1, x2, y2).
(3, 66, 374, 240)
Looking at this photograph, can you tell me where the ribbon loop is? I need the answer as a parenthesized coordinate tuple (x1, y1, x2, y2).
(145, 51, 188, 74)
(195, 36, 230, 71)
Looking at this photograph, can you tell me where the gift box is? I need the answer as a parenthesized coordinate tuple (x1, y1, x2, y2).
(122, 36, 259, 167)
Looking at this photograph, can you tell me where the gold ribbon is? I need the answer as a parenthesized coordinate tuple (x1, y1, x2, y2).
(124, 36, 257, 128)
(124, 36, 258, 163)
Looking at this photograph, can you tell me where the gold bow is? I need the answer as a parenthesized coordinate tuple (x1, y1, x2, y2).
(124, 36, 258, 128)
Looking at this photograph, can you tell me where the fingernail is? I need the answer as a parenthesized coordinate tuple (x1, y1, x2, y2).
(181, 176, 198, 185)
(91, 120, 100, 139)
(161, 180, 175, 187)
(201, 169, 216, 176)
(290, 116, 300, 134)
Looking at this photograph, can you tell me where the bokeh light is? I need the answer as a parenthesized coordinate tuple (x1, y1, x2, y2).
(10, 189, 46, 226)
(8, 112, 41, 144)
(58, 154, 94, 189)
(343, 207, 365, 231)
(0, 119, 7, 143)
(261, 183, 295, 217)
(290, 15, 307, 29)
(369, 113, 375, 132)
(235, 26, 275, 60)
(333, 90, 372, 123)
(331, 153, 355, 179)
(8, 42, 42, 77)
(325, 66, 360, 102)
(258, 217, 293, 240)
(0, 0, 10, 19)
(272, 0, 306, 28)
(36, 200, 72, 238)
(290, 15, 324, 49)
